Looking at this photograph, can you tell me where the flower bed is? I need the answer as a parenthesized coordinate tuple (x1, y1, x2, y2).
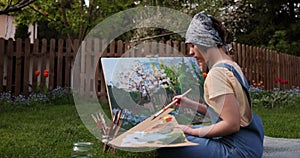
(250, 86, 300, 108)
(0, 87, 74, 107)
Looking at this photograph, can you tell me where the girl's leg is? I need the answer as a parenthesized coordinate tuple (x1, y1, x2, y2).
(157, 136, 222, 158)
(157, 135, 243, 158)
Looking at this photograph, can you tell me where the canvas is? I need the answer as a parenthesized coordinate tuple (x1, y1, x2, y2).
(101, 57, 204, 127)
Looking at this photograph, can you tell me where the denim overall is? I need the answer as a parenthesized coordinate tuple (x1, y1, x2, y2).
(158, 63, 264, 158)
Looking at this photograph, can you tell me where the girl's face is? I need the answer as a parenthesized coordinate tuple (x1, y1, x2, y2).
(188, 44, 206, 63)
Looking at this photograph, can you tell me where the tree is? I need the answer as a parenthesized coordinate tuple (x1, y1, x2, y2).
(117, 60, 172, 105)
(2, 0, 225, 42)
(8, 0, 137, 41)
(0, 0, 36, 15)
(220, 0, 300, 55)
(124, 0, 224, 42)
(12, 0, 97, 41)
(14, 23, 30, 39)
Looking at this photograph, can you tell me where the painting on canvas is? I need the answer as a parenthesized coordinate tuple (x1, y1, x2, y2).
(101, 57, 204, 130)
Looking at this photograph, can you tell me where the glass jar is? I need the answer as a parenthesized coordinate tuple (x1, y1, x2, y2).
(71, 142, 93, 158)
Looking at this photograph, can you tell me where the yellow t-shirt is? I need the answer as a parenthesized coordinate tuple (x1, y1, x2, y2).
(204, 60, 252, 127)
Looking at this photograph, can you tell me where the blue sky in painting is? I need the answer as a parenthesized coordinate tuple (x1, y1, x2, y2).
(101, 57, 200, 87)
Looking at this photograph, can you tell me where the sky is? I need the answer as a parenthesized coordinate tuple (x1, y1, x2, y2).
(85, 0, 89, 7)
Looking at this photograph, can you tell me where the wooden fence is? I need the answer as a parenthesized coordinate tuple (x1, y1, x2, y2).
(0, 38, 299, 99)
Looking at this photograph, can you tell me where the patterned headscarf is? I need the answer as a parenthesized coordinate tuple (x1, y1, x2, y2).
(185, 11, 228, 51)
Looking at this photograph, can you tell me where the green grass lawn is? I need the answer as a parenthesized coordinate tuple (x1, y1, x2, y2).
(0, 104, 157, 158)
(0, 99, 299, 157)
(253, 100, 300, 138)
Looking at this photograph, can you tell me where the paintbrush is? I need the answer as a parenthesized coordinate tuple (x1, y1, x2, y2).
(112, 109, 127, 139)
(98, 112, 108, 131)
(91, 113, 106, 135)
(151, 88, 192, 121)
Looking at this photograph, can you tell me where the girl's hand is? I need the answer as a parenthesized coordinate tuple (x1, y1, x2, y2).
(173, 95, 188, 107)
(175, 124, 192, 134)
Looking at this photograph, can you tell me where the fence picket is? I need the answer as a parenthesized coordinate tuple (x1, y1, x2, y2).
(287, 54, 291, 89)
(109, 40, 115, 57)
(101, 39, 108, 57)
(65, 39, 72, 89)
(49, 39, 55, 90)
(232, 42, 238, 62)
(283, 54, 287, 89)
(248, 46, 254, 84)
(265, 50, 270, 90)
(254, 47, 259, 83)
(144, 40, 150, 56)
(0, 38, 4, 92)
(151, 41, 157, 56)
(241, 44, 246, 75)
(117, 40, 123, 57)
(270, 51, 275, 89)
(79, 41, 85, 97)
(244, 45, 249, 81)
(237, 43, 242, 67)
(159, 40, 164, 56)
(57, 39, 64, 87)
(15, 39, 22, 96)
(6, 39, 13, 93)
(166, 40, 172, 57)
(94, 38, 100, 97)
(180, 41, 186, 56)
(262, 48, 267, 89)
(32, 39, 39, 91)
(173, 41, 179, 56)
(23, 39, 30, 96)
(85, 39, 92, 96)
(99, 61, 106, 100)
(39, 39, 47, 92)
(293, 55, 296, 87)
(257, 47, 262, 83)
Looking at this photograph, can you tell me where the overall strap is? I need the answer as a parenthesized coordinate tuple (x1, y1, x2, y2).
(215, 63, 265, 145)
(214, 63, 252, 108)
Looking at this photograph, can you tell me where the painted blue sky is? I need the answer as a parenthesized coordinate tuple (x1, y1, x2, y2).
(101, 57, 200, 87)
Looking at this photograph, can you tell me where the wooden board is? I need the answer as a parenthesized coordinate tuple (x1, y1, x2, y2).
(109, 108, 198, 148)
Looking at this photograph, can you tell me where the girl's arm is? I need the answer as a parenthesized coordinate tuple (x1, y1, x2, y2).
(177, 93, 241, 137)
(173, 96, 207, 115)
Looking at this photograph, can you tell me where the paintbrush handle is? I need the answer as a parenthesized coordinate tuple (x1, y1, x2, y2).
(153, 88, 192, 119)
(153, 100, 177, 118)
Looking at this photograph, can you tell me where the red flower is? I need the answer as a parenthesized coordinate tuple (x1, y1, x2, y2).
(280, 80, 284, 84)
(43, 69, 49, 78)
(202, 72, 207, 78)
(257, 83, 262, 87)
(274, 78, 281, 83)
(43, 73, 48, 78)
(35, 70, 40, 76)
(253, 82, 257, 87)
(275, 78, 288, 84)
